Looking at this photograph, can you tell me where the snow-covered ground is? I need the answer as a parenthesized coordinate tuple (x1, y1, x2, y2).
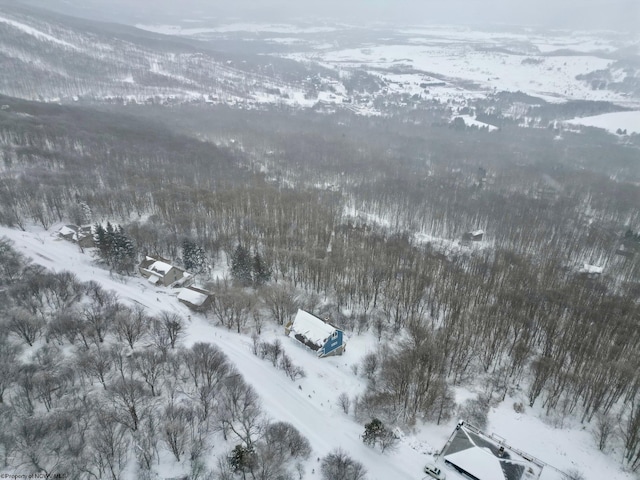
(298, 44, 621, 104)
(455, 114, 499, 131)
(566, 110, 640, 135)
(136, 20, 640, 110)
(0, 223, 636, 480)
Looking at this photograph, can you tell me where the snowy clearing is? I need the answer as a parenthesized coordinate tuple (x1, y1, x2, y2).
(566, 110, 640, 135)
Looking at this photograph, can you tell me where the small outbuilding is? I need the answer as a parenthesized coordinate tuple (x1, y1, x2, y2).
(285, 309, 346, 358)
(178, 286, 213, 312)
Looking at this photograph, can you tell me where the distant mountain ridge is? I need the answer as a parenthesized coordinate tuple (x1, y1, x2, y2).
(0, 3, 325, 108)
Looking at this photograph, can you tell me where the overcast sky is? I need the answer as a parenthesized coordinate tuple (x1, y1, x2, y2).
(20, 0, 640, 31)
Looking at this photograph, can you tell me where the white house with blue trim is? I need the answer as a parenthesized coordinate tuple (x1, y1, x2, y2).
(285, 309, 346, 358)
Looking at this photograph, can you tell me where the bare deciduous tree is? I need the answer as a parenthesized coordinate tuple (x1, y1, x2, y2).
(131, 348, 166, 396)
(0, 333, 21, 403)
(6, 308, 44, 346)
(279, 352, 305, 381)
(162, 400, 192, 462)
(151, 312, 185, 353)
(108, 377, 151, 432)
(593, 412, 614, 452)
(77, 346, 112, 389)
(218, 373, 263, 446)
(88, 410, 130, 480)
(262, 284, 298, 326)
(263, 421, 311, 461)
(114, 305, 150, 349)
(320, 448, 367, 480)
(337, 392, 351, 414)
(210, 282, 255, 333)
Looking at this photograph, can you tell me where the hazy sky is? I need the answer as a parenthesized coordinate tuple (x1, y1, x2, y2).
(19, 0, 640, 31)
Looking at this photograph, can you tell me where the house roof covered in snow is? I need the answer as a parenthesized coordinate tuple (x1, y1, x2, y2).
(580, 263, 603, 274)
(445, 446, 506, 480)
(59, 225, 77, 237)
(144, 257, 175, 276)
(288, 309, 338, 349)
(178, 287, 210, 306)
(442, 424, 543, 480)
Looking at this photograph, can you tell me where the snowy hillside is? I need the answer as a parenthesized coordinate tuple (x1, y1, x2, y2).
(0, 6, 323, 108)
(0, 224, 636, 480)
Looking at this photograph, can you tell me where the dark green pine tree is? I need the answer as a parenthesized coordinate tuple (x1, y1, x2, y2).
(362, 418, 385, 447)
(252, 252, 272, 286)
(231, 245, 252, 285)
(93, 222, 114, 264)
(229, 444, 255, 480)
(182, 239, 194, 271)
(111, 226, 136, 274)
(183, 239, 207, 274)
(105, 222, 116, 245)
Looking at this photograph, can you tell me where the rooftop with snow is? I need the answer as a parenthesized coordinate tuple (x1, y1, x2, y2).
(441, 422, 545, 480)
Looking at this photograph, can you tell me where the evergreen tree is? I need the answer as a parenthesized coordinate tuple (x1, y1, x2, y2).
(105, 222, 116, 251)
(93, 223, 135, 273)
(362, 418, 385, 447)
(93, 223, 110, 261)
(252, 252, 272, 286)
(182, 239, 194, 270)
(229, 444, 255, 480)
(112, 226, 136, 274)
(231, 245, 252, 285)
(363, 418, 397, 452)
(182, 239, 207, 274)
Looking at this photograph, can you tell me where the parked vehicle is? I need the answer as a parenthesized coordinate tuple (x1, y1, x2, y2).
(424, 463, 446, 480)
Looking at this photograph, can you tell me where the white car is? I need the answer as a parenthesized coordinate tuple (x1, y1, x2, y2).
(424, 464, 446, 480)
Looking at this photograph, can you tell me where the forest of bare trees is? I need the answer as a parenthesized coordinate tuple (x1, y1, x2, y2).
(1, 89, 639, 475)
(0, 238, 316, 478)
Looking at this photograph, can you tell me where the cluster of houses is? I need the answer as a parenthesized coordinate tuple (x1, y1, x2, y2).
(57, 224, 95, 249)
(57, 225, 347, 358)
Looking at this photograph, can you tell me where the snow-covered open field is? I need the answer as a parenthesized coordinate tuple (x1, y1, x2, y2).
(0, 224, 636, 480)
(307, 44, 617, 103)
(566, 110, 640, 135)
(136, 21, 640, 109)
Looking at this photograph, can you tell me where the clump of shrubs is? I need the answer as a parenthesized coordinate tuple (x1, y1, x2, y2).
(252, 337, 305, 381)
